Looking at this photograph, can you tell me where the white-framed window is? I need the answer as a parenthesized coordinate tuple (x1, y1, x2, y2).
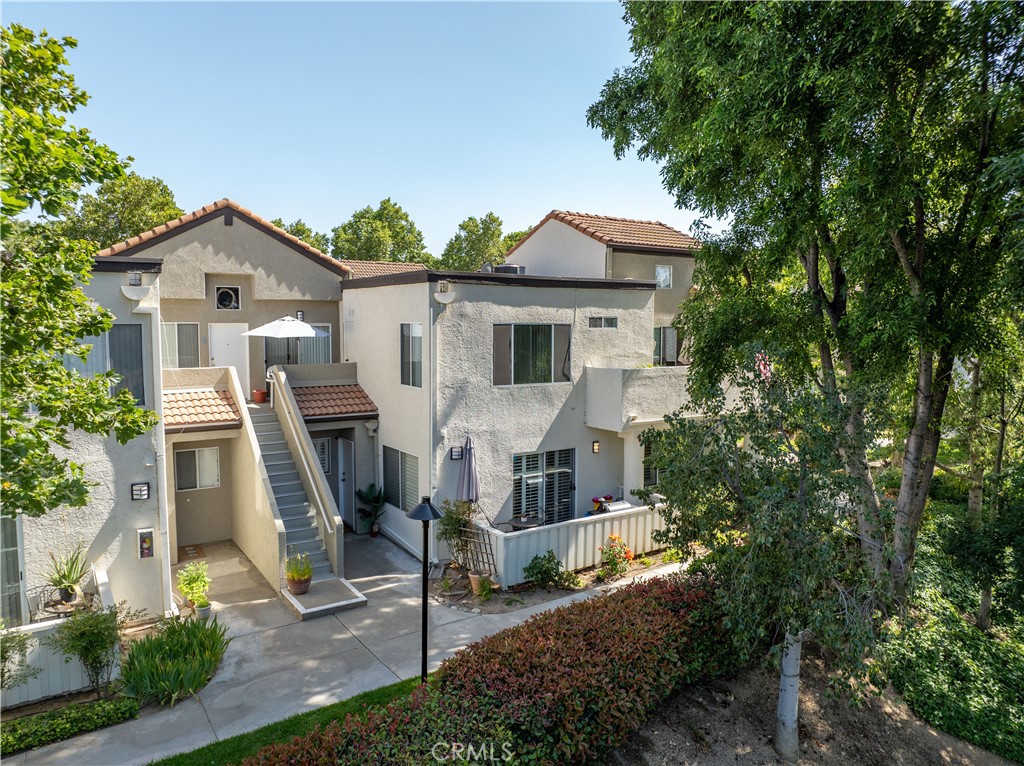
(493, 324, 571, 386)
(64, 324, 147, 404)
(400, 323, 423, 387)
(161, 323, 200, 368)
(312, 437, 331, 474)
(655, 265, 673, 289)
(1, 516, 26, 627)
(215, 286, 240, 310)
(175, 447, 220, 491)
(512, 448, 574, 525)
(643, 442, 659, 487)
(654, 326, 680, 367)
(265, 324, 331, 367)
(383, 446, 418, 511)
(588, 317, 618, 329)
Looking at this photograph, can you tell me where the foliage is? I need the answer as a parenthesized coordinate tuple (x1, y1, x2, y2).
(120, 616, 230, 706)
(46, 542, 90, 598)
(270, 217, 330, 254)
(330, 198, 433, 265)
(437, 498, 474, 570)
(476, 576, 493, 602)
(1, 24, 158, 520)
(283, 551, 312, 581)
(884, 588, 1024, 762)
(175, 561, 210, 603)
(355, 482, 387, 524)
(45, 601, 144, 698)
(242, 574, 731, 766)
(523, 549, 582, 590)
(438, 212, 517, 272)
(54, 172, 183, 249)
(192, 594, 210, 609)
(663, 547, 685, 564)
(0, 619, 41, 691)
(596, 534, 633, 581)
(0, 697, 139, 755)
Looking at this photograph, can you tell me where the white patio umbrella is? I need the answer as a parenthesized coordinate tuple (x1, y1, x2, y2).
(241, 316, 329, 339)
(455, 436, 480, 503)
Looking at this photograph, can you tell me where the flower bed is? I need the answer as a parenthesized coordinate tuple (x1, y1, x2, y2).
(242, 573, 731, 766)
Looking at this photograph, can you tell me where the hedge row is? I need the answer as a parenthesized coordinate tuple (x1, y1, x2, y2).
(1, 697, 140, 755)
(243, 573, 729, 765)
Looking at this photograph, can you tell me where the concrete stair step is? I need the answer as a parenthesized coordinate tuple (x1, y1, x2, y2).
(285, 527, 320, 545)
(270, 478, 304, 495)
(275, 491, 308, 507)
(281, 577, 367, 621)
(282, 515, 317, 532)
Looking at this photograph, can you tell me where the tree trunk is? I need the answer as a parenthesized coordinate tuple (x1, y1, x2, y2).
(774, 630, 803, 763)
(979, 588, 993, 631)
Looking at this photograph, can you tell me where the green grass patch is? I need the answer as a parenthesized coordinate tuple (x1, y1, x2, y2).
(148, 676, 419, 766)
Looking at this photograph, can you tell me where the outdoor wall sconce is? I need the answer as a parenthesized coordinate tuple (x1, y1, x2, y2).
(295, 310, 304, 321)
(450, 446, 463, 460)
(131, 482, 150, 500)
(127, 271, 142, 287)
(592, 441, 601, 454)
(138, 528, 154, 559)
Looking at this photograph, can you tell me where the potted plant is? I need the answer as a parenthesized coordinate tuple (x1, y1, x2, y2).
(468, 570, 492, 597)
(47, 543, 90, 604)
(176, 561, 210, 609)
(356, 483, 387, 537)
(284, 551, 313, 595)
(192, 594, 212, 621)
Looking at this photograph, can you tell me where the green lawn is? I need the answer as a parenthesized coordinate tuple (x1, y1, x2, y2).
(149, 677, 420, 766)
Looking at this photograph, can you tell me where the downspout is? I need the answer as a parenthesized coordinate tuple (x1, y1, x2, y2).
(428, 303, 438, 565)
(124, 281, 174, 618)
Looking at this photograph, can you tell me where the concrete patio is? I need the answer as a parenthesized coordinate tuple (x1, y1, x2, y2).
(9, 533, 681, 766)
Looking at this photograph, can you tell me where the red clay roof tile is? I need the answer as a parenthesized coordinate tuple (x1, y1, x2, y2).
(162, 389, 241, 429)
(339, 260, 427, 279)
(292, 385, 378, 419)
(506, 210, 700, 259)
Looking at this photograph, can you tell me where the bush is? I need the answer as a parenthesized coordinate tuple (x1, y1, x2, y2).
(45, 601, 143, 698)
(929, 471, 970, 503)
(176, 561, 210, 603)
(0, 697, 139, 754)
(596, 534, 633, 581)
(437, 498, 474, 570)
(120, 616, 230, 705)
(1, 619, 40, 691)
(523, 550, 582, 590)
(243, 574, 731, 766)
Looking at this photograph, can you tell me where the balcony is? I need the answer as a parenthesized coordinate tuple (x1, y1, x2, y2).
(584, 365, 694, 432)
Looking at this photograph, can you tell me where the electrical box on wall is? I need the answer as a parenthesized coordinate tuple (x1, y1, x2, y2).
(138, 528, 154, 559)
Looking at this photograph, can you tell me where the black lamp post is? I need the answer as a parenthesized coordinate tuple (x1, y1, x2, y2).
(407, 496, 443, 683)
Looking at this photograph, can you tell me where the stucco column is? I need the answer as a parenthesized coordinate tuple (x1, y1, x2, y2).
(620, 431, 646, 505)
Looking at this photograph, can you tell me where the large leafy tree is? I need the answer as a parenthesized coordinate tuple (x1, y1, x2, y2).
(590, 2, 1024, 602)
(57, 172, 183, 249)
(330, 198, 434, 265)
(270, 217, 330, 255)
(438, 212, 526, 272)
(1, 24, 158, 519)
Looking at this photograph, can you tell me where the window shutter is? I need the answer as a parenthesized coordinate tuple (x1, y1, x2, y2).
(401, 453, 419, 512)
(492, 325, 512, 385)
(65, 334, 107, 377)
(313, 438, 331, 474)
(300, 325, 332, 365)
(109, 324, 145, 404)
(383, 447, 401, 507)
(0, 517, 24, 627)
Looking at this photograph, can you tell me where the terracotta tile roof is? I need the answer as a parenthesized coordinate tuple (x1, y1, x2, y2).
(163, 389, 241, 429)
(292, 385, 378, 419)
(506, 210, 700, 259)
(340, 260, 427, 279)
(95, 198, 353, 275)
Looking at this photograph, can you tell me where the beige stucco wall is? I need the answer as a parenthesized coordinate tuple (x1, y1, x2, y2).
(505, 220, 607, 278)
(609, 250, 695, 327)
(168, 435, 238, 547)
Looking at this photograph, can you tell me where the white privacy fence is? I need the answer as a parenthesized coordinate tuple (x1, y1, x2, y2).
(476, 504, 667, 589)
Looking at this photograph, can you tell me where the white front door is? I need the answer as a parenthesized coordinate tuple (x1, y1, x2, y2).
(208, 323, 250, 393)
(340, 437, 355, 529)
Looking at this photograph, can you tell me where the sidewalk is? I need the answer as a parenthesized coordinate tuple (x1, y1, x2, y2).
(12, 535, 681, 766)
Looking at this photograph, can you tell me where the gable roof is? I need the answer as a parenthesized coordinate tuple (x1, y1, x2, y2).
(95, 199, 353, 277)
(162, 388, 241, 430)
(292, 384, 378, 420)
(505, 210, 700, 259)
(339, 260, 427, 279)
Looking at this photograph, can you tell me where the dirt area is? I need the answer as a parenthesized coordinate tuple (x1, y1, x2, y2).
(431, 550, 678, 614)
(609, 650, 1011, 766)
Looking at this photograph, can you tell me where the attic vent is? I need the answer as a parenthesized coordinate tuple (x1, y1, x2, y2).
(215, 286, 240, 310)
(494, 264, 526, 275)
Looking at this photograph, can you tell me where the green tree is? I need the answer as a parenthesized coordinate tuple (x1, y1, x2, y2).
(500, 228, 530, 255)
(330, 198, 434, 265)
(589, 2, 1024, 604)
(1, 24, 159, 519)
(438, 212, 508, 272)
(57, 172, 183, 249)
(270, 217, 330, 254)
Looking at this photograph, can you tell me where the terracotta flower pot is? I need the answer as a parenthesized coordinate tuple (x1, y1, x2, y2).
(468, 571, 491, 596)
(287, 576, 311, 596)
(252, 389, 267, 404)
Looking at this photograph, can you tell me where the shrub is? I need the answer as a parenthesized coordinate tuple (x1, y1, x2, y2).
(283, 551, 312, 581)
(120, 616, 231, 705)
(0, 697, 139, 754)
(596, 534, 633, 581)
(928, 471, 970, 504)
(437, 498, 474, 570)
(45, 601, 143, 698)
(523, 550, 582, 590)
(1, 619, 40, 691)
(176, 561, 210, 603)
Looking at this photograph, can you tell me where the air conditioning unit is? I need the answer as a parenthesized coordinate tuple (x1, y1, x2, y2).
(494, 264, 526, 275)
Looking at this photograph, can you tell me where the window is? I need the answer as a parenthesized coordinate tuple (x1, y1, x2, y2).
(65, 325, 147, 404)
(215, 286, 240, 310)
(654, 326, 680, 366)
(161, 323, 200, 368)
(383, 446, 418, 511)
(655, 265, 673, 289)
(312, 437, 331, 474)
(265, 324, 332, 367)
(588, 317, 618, 329)
(512, 448, 574, 525)
(493, 324, 571, 386)
(1, 516, 25, 627)
(175, 447, 220, 491)
(643, 442, 659, 487)
(400, 323, 423, 387)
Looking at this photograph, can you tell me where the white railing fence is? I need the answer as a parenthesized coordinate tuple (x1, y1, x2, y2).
(476, 504, 666, 589)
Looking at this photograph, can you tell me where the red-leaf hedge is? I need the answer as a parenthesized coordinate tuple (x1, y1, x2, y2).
(241, 573, 728, 766)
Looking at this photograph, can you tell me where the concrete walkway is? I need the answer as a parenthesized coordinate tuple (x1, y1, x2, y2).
(13, 534, 680, 766)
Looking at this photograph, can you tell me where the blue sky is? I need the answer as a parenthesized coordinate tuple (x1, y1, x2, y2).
(8, 2, 702, 255)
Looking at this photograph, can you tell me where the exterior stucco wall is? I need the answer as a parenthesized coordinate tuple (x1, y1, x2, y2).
(609, 250, 696, 327)
(20, 271, 165, 619)
(168, 436, 238, 546)
(506, 220, 607, 278)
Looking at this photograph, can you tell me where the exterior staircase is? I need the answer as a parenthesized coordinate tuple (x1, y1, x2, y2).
(249, 408, 333, 582)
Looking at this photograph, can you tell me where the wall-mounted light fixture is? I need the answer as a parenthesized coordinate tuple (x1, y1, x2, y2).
(127, 272, 142, 287)
(295, 310, 305, 321)
(450, 446, 464, 460)
(131, 482, 150, 500)
(592, 441, 601, 454)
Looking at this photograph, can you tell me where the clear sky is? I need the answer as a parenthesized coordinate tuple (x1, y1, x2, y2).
(7, 2, 702, 256)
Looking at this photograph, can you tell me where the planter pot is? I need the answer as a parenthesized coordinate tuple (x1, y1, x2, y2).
(58, 587, 75, 604)
(370, 522, 380, 538)
(468, 571, 491, 596)
(252, 389, 268, 404)
(194, 604, 212, 621)
(287, 576, 312, 596)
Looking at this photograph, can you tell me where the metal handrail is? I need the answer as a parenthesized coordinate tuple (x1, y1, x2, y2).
(270, 371, 334, 536)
